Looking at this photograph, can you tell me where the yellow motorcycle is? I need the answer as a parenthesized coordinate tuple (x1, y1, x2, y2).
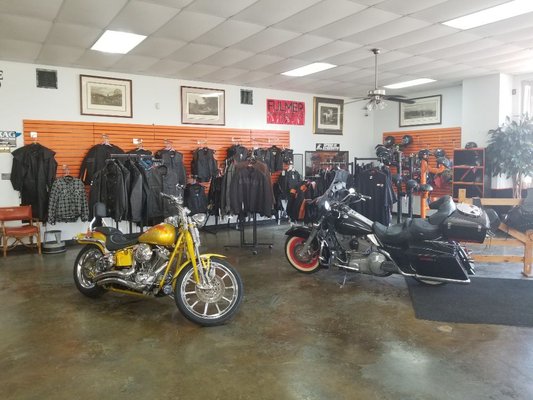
(73, 192, 243, 326)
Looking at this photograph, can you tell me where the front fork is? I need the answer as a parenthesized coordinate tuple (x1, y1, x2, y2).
(300, 217, 324, 254)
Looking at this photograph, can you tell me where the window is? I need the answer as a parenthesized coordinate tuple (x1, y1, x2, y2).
(521, 80, 532, 116)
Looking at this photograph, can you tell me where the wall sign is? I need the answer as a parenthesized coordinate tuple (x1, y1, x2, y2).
(0, 131, 18, 147)
(266, 99, 305, 125)
(316, 143, 340, 151)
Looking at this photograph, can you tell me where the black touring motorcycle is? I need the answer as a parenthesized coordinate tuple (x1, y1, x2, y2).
(285, 173, 497, 285)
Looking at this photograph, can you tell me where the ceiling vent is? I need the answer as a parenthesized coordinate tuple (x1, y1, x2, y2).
(36, 69, 58, 89)
(240, 89, 253, 105)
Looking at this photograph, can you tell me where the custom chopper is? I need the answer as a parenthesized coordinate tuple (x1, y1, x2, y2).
(285, 174, 497, 285)
(74, 192, 243, 326)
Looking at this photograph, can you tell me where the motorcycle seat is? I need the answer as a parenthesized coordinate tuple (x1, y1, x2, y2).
(373, 219, 411, 245)
(408, 219, 441, 241)
(106, 233, 139, 251)
(428, 195, 456, 225)
(94, 226, 122, 235)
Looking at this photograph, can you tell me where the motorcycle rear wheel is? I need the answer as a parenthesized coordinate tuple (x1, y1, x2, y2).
(73, 245, 106, 298)
(285, 236, 320, 273)
(175, 257, 243, 327)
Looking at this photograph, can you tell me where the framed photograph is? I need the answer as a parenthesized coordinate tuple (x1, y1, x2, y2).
(399, 95, 442, 127)
(313, 97, 343, 135)
(80, 75, 132, 118)
(181, 86, 225, 125)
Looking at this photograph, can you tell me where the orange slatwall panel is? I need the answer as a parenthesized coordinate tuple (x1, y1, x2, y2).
(382, 127, 461, 198)
(23, 120, 290, 187)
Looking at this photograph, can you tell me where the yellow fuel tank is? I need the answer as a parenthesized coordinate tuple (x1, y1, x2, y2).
(138, 223, 176, 246)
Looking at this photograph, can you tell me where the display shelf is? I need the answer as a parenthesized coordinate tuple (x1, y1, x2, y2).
(452, 148, 487, 200)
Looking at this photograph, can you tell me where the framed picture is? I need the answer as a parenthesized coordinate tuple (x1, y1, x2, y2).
(305, 151, 349, 176)
(313, 97, 343, 135)
(80, 75, 132, 117)
(181, 86, 225, 125)
(399, 95, 442, 127)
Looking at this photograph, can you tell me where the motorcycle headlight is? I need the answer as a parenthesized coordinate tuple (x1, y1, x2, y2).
(191, 213, 207, 225)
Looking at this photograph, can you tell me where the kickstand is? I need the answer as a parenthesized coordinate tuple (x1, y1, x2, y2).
(339, 271, 348, 288)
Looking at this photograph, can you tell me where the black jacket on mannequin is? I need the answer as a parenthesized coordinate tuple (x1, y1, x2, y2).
(11, 143, 57, 220)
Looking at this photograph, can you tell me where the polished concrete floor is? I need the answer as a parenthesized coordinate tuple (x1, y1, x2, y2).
(1, 223, 532, 400)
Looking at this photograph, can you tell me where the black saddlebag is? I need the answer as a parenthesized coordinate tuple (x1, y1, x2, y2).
(442, 209, 490, 243)
(407, 241, 469, 281)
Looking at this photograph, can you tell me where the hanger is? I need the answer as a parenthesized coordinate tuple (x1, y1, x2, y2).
(63, 164, 71, 177)
(102, 134, 111, 146)
(137, 139, 144, 150)
(164, 139, 174, 151)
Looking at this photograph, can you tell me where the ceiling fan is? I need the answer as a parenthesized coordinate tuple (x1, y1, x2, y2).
(346, 48, 415, 111)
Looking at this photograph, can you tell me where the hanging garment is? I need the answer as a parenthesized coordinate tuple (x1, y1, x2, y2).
(227, 145, 248, 162)
(207, 176, 223, 216)
(10, 143, 58, 221)
(281, 148, 294, 164)
(79, 143, 124, 184)
(356, 168, 396, 225)
(155, 148, 187, 189)
(278, 169, 302, 200)
(265, 145, 284, 172)
(89, 161, 128, 222)
(184, 183, 208, 215)
(191, 147, 217, 182)
(47, 176, 89, 224)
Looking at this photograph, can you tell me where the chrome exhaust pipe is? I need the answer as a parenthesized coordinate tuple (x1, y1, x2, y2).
(94, 268, 136, 282)
(96, 277, 144, 291)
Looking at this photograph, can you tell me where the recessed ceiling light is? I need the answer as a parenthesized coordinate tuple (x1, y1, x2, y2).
(281, 63, 336, 77)
(384, 78, 436, 89)
(91, 30, 147, 54)
(443, 0, 533, 30)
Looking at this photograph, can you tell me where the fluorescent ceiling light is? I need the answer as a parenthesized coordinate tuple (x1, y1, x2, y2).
(282, 62, 336, 77)
(91, 30, 147, 54)
(384, 78, 436, 89)
(443, 0, 533, 30)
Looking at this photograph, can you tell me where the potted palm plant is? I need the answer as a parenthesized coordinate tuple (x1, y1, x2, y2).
(486, 114, 533, 198)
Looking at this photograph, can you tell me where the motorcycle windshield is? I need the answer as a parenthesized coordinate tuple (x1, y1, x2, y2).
(315, 169, 350, 210)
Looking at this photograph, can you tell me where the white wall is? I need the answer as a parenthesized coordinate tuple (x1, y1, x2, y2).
(0, 60, 375, 237)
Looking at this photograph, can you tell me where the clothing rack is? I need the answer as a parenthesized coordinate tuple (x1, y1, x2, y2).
(225, 214, 273, 255)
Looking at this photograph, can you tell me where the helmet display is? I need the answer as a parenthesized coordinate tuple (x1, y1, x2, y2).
(440, 169, 453, 184)
(436, 157, 452, 169)
(401, 134, 413, 146)
(419, 183, 434, 192)
(384, 135, 395, 147)
(465, 141, 478, 149)
(418, 149, 430, 160)
(406, 179, 419, 191)
(375, 145, 390, 158)
(434, 148, 446, 158)
(391, 173, 402, 185)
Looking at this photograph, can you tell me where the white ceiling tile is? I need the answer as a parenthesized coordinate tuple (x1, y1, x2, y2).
(262, 34, 332, 58)
(231, 28, 300, 53)
(392, 60, 455, 75)
(130, 37, 186, 58)
(468, 12, 533, 39)
(346, 0, 384, 6)
(193, 20, 265, 48)
(257, 58, 309, 74)
(411, 0, 511, 24)
(167, 43, 222, 63)
(176, 64, 222, 80)
(273, 0, 366, 33)
(45, 23, 102, 48)
(0, 39, 41, 61)
(201, 67, 249, 82)
(153, 11, 225, 41)
(201, 48, 255, 67)
(328, 47, 377, 66)
(251, 74, 295, 88)
(111, 54, 160, 73)
(373, 24, 458, 51)
(232, 0, 322, 26)
(312, 7, 400, 40)
(56, 0, 128, 27)
(36, 44, 86, 65)
(184, 0, 258, 18)
(375, 0, 448, 15)
(491, 25, 533, 44)
(346, 16, 430, 45)
(380, 55, 435, 72)
(297, 40, 362, 62)
(144, 59, 191, 76)
(423, 38, 503, 59)
(73, 50, 124, 69)
(230, 71, 274, 84)
(445, 45, 524, 64)
(0, 0, 63, 20)
(108, 0, 181, 35)
(0, 14, 52, 42)
(401, 32, 481, 55)
(142, 0, 194, 8)
(309, 65, 360, 80)
(350, 51, 412, 69)
(230, 54, 285, 70)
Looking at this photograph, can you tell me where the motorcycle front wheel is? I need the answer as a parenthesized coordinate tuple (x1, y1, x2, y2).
(175, 257, 243, 327)
(73, 245, 106, 298)
(285, 236, 320, 273)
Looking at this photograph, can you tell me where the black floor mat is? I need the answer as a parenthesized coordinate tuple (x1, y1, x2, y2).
(406, 277, 533, 327)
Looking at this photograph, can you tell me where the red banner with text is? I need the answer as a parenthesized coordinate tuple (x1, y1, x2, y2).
(266, 99, 305, 125)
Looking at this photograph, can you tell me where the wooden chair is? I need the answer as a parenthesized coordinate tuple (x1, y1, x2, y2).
(0, 205, 41, 257)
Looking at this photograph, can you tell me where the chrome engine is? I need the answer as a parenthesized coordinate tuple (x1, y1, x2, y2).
(94, 245, 171, 293)
(333, 233, 390, 276)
